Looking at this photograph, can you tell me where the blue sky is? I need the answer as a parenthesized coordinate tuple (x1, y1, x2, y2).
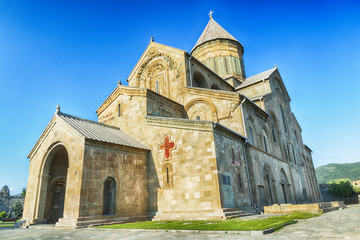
(0, 0, 359, 194)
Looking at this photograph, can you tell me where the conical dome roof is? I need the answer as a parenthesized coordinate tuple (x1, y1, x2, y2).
(192, 17, 240, 53)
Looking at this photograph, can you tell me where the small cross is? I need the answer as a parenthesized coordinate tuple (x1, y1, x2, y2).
(209, 10, 214, 18)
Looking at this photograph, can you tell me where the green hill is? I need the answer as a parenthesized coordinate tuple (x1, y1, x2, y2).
(315, 162, 360, 183)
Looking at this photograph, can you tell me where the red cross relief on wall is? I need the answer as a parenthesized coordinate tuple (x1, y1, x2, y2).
(159, 135, 175, 160)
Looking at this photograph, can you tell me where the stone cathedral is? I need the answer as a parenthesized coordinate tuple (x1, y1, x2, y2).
(23, 16, 321, 228)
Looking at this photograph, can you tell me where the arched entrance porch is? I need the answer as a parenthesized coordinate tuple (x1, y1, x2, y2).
(36, 143, 69, 224)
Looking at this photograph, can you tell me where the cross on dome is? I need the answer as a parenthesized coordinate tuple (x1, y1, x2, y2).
(209, 10, 214, 18)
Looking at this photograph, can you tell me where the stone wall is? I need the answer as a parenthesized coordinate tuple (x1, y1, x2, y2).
(214, 129, 251, 209)
(79, 142, 148, 218)
(146, 117, 222, 219)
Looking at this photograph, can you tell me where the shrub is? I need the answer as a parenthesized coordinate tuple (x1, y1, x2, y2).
(12, 201, 23, 219)
(328, 179, 354, 197)
(0, 211, 6, 219)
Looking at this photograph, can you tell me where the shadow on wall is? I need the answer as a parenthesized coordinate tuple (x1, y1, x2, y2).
(147, 154, 160, 216)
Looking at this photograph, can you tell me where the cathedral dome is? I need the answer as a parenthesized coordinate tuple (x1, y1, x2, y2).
(191, 16, 246, 82)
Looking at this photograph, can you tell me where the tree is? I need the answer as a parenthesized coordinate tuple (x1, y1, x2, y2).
(0, 211, 6, 219)
(328, 179, 354, 197)
(12, 201, 23, 219)
(21, 188, 26, 198)
(1, 185, 10, 197)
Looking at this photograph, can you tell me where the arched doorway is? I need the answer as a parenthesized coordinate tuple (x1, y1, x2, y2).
(48, 179, 66, 223)
(264, 167, 275, 205)
(103, 177, 116, 215)
(280, 169, 291, 203)
(37, 143, 69, 224)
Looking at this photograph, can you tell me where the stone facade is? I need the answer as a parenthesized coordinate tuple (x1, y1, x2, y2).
(23, 16, 321, 227)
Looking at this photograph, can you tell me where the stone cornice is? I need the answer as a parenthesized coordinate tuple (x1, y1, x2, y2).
(146, 89, 185, 113)
(248, 144, 287, 163)
(96, 85, 148, 116)
(184, 87, 240, 101)
(84, 139, 149, 155)
(146, 116, 214, 132)
(27, 114, 85, 159)
(146, 116, 246, 142)
(213, 122, 246, 142)
(97, 85, 185, 117)
(243, 97, 270, 120)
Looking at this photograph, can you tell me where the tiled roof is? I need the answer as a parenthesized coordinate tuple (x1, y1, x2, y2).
(57, 112, 149, 150)
(236, 67, 277, 90)
(192, 17, 239, 52)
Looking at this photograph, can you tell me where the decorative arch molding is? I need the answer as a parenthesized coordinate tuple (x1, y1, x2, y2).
(135, 48, 176, 83)
(261, 127, 270, 153)
(263, 164, 277, 205)
(40, 141, 69, 179)
(103, 176, 117, 215)
(192, 71, 208, 88)
(263, 164, 275, 181)
(246, 116, 257, 145)
(184, 98, 218, 121)
(35, 141, 70, 222)
(280, 168, 291, 203)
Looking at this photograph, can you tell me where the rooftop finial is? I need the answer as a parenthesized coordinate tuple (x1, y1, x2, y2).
(209, 10, 214, 19)
(56, 104, 60, 114)
(274, 64, 278, 69)
(118, 78, 122, 85)
(150, 36, 154, 42)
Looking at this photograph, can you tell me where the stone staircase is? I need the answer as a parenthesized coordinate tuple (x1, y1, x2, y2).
(222, 208, 259, 219)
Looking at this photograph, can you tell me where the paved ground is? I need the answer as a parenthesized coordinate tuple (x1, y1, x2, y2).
(1, 205, 360, 240)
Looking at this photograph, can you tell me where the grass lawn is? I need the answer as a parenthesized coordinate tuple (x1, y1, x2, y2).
(96, 212, 320, 232)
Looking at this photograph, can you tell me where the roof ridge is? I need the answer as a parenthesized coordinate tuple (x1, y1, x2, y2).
(57, 111, 120, 130)
(247, 67, 277, 79)
(235, 67, 277, 90)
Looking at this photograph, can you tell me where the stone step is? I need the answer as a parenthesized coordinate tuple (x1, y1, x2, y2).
(222, 208, 259, 219)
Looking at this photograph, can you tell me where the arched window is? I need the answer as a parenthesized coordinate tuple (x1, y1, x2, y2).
(118, 104, 121, 117)
(210, 83, 220, 90)
(271, 125, 276, 143)
(247, 118, 256, 146)
(249, 128, 254, 145)
(261, 129, 269, 153)
(196, 116, 201, 120)
(103, 177, 116, 215)
(286, 144, 291, 162)
(291, 145, 297, 164)
(163, 163, 173, 189)
(280, 105, 287, 133)
(213, 59, 218, 72)
(237, 173, 243, 192)
(192, 72, 208, 88)
(156, 81, 159, 93)
(224, 57, 228, 74)
(264, 167, 275, 205)
(263, 136, 268, 152)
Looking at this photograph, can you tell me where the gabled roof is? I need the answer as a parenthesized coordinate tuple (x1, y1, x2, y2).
(192, 17, 239, 52)
(236, 67, 277, 90)
(57, 112, 149, 150)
